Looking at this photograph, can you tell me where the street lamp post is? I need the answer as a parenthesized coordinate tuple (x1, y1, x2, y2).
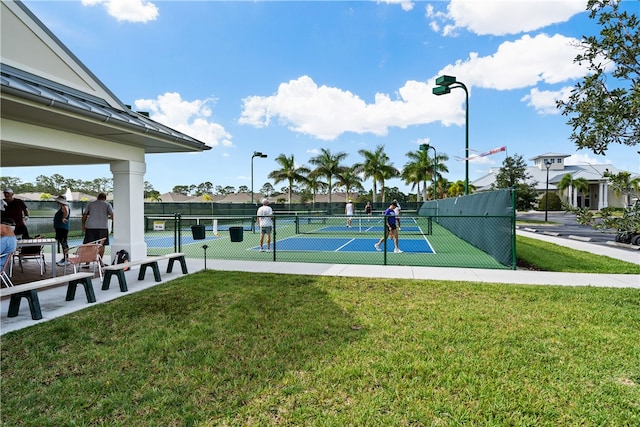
(251, 151, 268, 204)
(544, 159, 552, 222)
(433, 75, 469, 195)
(419, 143, 437, 200)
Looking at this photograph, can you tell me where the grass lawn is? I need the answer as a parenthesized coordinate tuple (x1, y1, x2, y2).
(516, 235, 640, 274)
(2, 271, 639, 426)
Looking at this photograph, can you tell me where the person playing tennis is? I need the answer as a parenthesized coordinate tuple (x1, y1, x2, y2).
(345, 199, 354, 227)
(374, 201, 402, 253)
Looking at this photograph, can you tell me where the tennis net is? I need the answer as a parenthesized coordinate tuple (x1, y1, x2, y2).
(294, 215, 432, 236)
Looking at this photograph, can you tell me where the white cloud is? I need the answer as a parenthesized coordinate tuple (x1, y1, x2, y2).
(565, 153, 612, 166)
(81, 0, 158, 23)
(240, 75, 460, 140)
(428, 0, 587, 36)
(134, 92, 232, 148)
(521, 86, 574, 114)
(239, 32, 589, 140)
(438, 34, 586, 91)
(377, 0, 414, 12)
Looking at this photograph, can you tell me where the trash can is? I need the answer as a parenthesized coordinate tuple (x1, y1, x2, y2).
(191, 224, 206, 240)
(229, 226, 243, 242)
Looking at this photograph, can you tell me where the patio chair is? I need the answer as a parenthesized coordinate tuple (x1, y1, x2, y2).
(1, 251, 15, 288)
(15, 243, 46, 276)
(64, 243, 104, 280)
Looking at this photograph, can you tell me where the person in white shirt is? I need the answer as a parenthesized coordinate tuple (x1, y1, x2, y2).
(256, 198, 273, 252)
(345, 199, 354, 227)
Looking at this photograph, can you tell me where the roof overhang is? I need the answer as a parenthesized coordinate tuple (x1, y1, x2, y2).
(1, 66, 210, 168)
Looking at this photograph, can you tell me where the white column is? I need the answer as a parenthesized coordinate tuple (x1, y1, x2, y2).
(602, 181, 609, 208)
(110, 160, 147, 261)
(571, 184, 577, 207)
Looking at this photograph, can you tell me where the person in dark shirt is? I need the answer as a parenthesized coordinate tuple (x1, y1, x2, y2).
(2, 188, 30, 238)
(374, 201, 402, 253)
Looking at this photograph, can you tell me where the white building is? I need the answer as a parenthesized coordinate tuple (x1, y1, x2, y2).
(472, 152, 637, 209)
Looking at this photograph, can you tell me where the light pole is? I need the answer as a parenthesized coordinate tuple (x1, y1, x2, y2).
(419, 143, 437, 200)
(544, 159, 552, 222)
(251, 151, 268, 204)
(433, 75, 469, 195)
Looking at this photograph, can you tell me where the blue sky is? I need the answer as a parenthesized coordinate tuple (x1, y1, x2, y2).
(8, 0, 639, 195)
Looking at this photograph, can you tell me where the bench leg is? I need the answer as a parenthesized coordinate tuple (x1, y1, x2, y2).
(8, 290, 43, 320)
(167, 256, 188, 274)
(66, 277, 96, 303)
(103, 270, 128, 292)
(138, 262, 161, 282)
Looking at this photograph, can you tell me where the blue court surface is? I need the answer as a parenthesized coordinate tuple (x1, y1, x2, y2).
(251, 237, 435, 253)
(307, 224, 424, 233)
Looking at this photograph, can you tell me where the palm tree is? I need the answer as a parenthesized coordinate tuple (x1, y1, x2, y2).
(605, 171, 640, 207)
(557, 173, 589, 207)
(448, 180, 475, 197)
(268, 154, 310, 206)
(435, 177, 451, 200)
(309, 148, 348, 206)
(402, 149, 450, 201)
(305, 172, 327, 210)
(354, 145, 398, 203)
(379, 166, 400, 203)
(336, 166, 364, 200)
(401, 162, 424, 201)
(402, 150, 429, 201)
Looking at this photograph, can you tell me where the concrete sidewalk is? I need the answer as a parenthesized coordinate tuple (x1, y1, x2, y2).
(2, 232, 638, 335)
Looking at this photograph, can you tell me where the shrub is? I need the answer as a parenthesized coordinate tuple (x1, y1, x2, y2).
(538, 192, 562, 211)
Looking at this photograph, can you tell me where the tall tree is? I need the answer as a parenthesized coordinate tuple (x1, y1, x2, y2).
(172, 185, 191, 195)
(557, 0, 639, 154)
(378, 166, 401, 203)
(305, 172, 327, 210)
(260, 182, 275, 198)
(309, 148, 348, 206)
(196, 181, 214, 196)
(402, 150, 430, 201)
(268, 154, 310, 206)
(492, 154, 538, 210)
(336, 166, 364, 200)
(354, 145, 398, 203)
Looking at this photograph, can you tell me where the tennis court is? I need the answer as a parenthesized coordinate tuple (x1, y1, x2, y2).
(72, 209, 510, 269)
(253, 236, 435, 253)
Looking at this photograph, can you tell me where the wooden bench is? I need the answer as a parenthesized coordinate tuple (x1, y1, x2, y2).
(101, 253, 188, 293)
(0, 272, 96, 320)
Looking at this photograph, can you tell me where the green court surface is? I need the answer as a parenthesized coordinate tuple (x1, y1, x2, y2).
(140, 216, 509, 269)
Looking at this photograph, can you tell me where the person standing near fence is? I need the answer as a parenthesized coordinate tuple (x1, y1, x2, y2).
(2, 188, 30, 239)
(82, 192, 113, 266)
(345, 199, 354, 227)
(374, 201, 402, 253)
(54, 195, 71, 266)
(364, 201, 372, 218)
(257, 198, 273, 252)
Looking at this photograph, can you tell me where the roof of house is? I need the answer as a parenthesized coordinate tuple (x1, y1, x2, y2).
(472, 154, 632, 192)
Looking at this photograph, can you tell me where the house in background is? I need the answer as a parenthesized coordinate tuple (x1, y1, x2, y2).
(1, 1, 210, 259)
(472, 152, 637, 209)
